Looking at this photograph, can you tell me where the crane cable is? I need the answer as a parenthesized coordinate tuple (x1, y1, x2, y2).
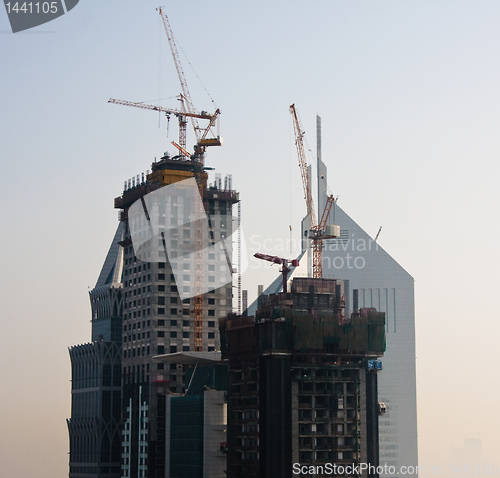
(158, 13, 162, 128)
(289, 112, 293, 254)
(174, 31, 218, 109)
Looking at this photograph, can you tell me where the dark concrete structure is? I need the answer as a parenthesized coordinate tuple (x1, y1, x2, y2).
(220, 277, 385, 478)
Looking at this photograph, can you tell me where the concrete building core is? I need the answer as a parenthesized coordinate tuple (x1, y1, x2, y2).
(221, 277, 386, 478)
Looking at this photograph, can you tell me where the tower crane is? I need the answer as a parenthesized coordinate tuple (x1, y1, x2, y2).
(157, 7, 222, 155)
(290, 104, 339, 279)
(254, 253, 299, 294)
(157, 7, 222, 352)
(109, 8, 224, 352)
(107, 97, 220, 152)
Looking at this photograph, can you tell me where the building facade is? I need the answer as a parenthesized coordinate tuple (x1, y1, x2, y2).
(67, 223, 124, 478)
(319, 202, 418, 474)
(69, 152, 238, 478)
(116, 154, 237, 478)
(315, 117, 418, 473)
(161, 360, 228, 478)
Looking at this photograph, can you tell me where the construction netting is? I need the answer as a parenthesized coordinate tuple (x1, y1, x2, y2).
(255, 307, 385, 355)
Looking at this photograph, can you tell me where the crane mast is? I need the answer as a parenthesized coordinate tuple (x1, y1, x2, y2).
(110, 8, 224, 353)
(290, 104, 338, 279)
(157, 7, 220, 352)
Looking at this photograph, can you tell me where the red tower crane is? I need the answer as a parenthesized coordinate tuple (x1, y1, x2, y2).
(254, 253, 299, 294)
(290, 104, 338, 279)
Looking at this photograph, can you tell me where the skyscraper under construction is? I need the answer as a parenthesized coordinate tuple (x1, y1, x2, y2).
(251, 115, 418, 476)
(67, 152, 238, 478)
(222, 277, 386, 478)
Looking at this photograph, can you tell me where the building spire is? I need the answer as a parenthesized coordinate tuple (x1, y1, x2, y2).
(317, 115, 328, 219)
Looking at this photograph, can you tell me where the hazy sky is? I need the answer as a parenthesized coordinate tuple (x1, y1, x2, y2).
(1, 1, 499, 477)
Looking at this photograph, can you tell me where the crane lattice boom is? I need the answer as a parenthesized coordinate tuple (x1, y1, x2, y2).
(157, 7, 201, 143)
(290, 104, 337, 279)
(290, 104, 317, 230)
(108, 98, 220, 153)
(157, 7, 223, 352)
(108, 98, 212, 119)
(254, 253, 299, 294)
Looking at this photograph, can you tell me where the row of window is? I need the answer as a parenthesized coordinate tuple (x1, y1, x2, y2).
(124, 330, 216, 343)
(123, 332, 150, 342)
(125, 275, 152, 286)
(124, 286, 151, 298)
(125, 298, 152, 309)
(156, 307, 216, 317)
(124, 261, 151, 274)
(156, 345, 215, 354)
(166, 331, 216, 339)
(124, 346, 150, 358)
(124, 259, 151, 269)
(123, 319, 216, 333)
(123, 343, 217, 358)
(125, 310, 150, 319)
(158, 319, 216, 327)
(124, 364, 151, 375)
(124, 320, 151, 331)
